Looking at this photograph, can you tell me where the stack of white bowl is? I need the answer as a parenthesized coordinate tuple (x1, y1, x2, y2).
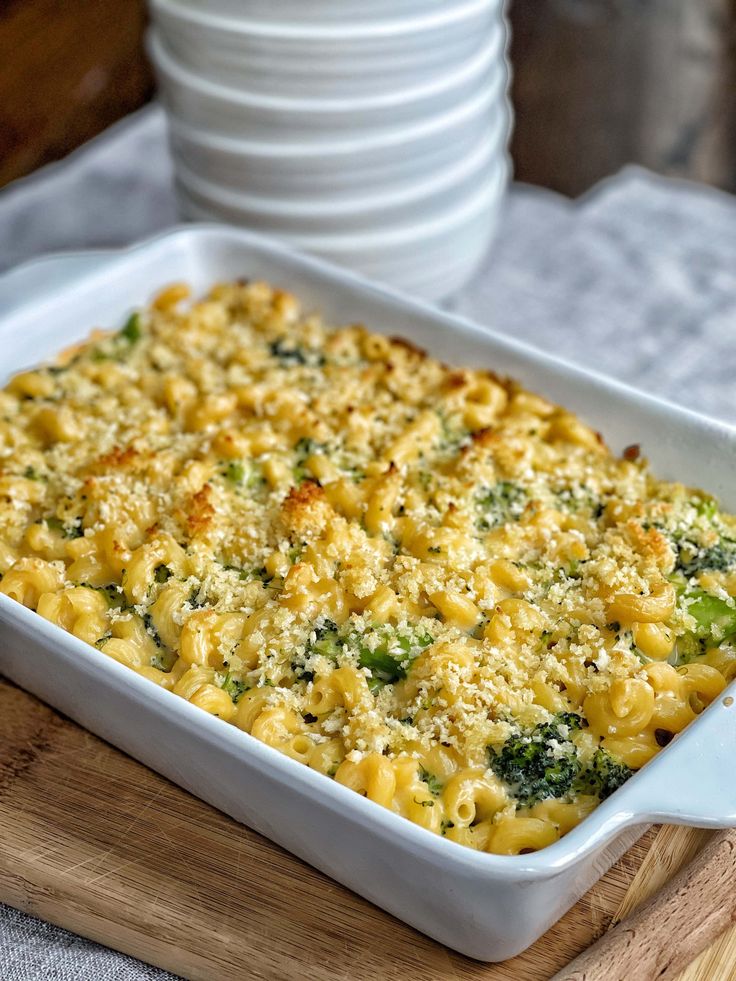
(148, 0, 511, 301)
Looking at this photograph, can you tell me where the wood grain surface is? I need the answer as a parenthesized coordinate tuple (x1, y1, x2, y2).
(0, 675, 733, 981)
(552, 831, 736, 981)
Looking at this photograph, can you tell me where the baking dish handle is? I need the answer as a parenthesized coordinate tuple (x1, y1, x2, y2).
(629, 689, 736, 827)
(0, 251, 111, 318)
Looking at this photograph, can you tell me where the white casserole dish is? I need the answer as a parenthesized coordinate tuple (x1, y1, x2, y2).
(0, 225, 735, 962)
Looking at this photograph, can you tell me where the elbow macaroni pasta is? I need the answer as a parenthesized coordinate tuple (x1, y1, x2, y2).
(0, 279, 733, 855)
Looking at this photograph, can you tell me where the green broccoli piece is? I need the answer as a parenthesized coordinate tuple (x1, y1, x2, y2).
(292, 437, 329, 485)
(292, 619, 342, 683)
(685, 589, 736, 642)
(489, 713, 584, 804)
(91, 312, 143, 362)
(357, 630, 433, 690)
(222, 460, 246, 485)
(420, 769, 443, 797)
(692, 495, 719, 521)
(45, 515, 83, 539)
(269, 338, 308, 366)
(120, 312, 142, 344)
(577, 748, 632, 800)
(300, 621, 433, 692)
(477, 481, 526, 530)
(307, 620, 342, 660)
(221, 459, 265, 492)
(677, 539, 736, 578)
(358, 645, 407, 686)
(221, 673, 249, 703)
(554, 486, 602, 516)
(93, 583, 127, 609)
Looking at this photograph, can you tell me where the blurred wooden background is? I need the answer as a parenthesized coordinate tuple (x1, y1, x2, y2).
(0, 0, 734, 195)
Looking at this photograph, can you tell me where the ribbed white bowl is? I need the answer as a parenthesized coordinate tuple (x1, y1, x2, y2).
(147, 0, 511, 301)
(149, 28, 504, 140)
(150, 0, 502, 98)
(168, 95, 509, 203)
(164, 0, 468, 25)
(174, 125, 504, 235)
(175, 160, 508, 301)
(150, 0, 501, 91)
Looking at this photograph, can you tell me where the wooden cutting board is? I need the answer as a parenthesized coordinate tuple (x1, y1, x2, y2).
(0, 676, 733, 981)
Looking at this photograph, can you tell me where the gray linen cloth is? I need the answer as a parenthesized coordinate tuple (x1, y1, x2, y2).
(0, 104, 734, 980)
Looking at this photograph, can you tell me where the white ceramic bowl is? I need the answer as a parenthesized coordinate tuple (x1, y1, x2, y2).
(158, 22, 501, 101)
(165, 65, 505, 180)
(165, 0, 464, 25)
(172, 121, 505, 234)
(168, 102, 509, 202)
(175, 159, 508, 300)
(168, 109, 506, 201)
(149, 28, 504, 140)
(150, 0, 500, 99)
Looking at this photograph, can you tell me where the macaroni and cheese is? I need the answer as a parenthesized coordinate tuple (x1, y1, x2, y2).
(1, 280, 733, 855)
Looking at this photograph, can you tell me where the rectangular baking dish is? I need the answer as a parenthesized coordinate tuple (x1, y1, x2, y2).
(0, 225, 735, 962)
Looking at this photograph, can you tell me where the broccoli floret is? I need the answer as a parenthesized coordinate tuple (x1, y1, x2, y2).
(684, 589, 736, 642)
(92, 583, 127, 609)
(674, 586, 736, 665)
(577, 748, 632, 800)
(308, 619, 342, 659)
(120, 312, 142, 345)
(269, 338, 308, 365)
(269, 338, 327, 368)
(420, 769, 443, 797)
(554, 486, 602, 516)
(489, 713, 583, 805)
(220, 459, 265, 492)
(677, 539, 736, 578)
(300, 621, 433, 691)
(223, 460, 246, 484)
(477, 481, 526, 530)
(357, 629, 433, 690)
(292, 437, 329, 485)
(91, 312, 143, 362)
(436, 411, 470, 456)
(694, 497, 719, 520)
(154, 564, 172, 584)
(293, 619, 341, 683)
(45, 515, 83, 539)
(221, 673, 249, 703)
